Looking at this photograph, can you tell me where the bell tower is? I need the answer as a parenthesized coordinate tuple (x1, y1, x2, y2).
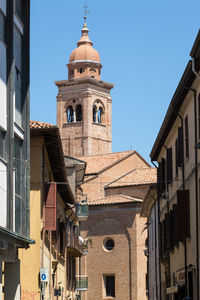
(56, 16, 114, 157)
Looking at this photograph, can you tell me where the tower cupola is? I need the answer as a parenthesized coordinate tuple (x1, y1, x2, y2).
(68, 16, 102, 80)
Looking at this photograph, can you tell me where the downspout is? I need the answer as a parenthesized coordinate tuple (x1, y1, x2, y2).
(192, 59, 200, 81)
(193, 88, 199, 299)
(151, 161, 161, 300)
(42, 145, 45, 268)
(191, 60, 200, 299)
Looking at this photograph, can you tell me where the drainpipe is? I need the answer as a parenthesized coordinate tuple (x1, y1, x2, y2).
(151, 161, 161, 300)
(192, 59, 200, 81)
(191, 60, 200, 299)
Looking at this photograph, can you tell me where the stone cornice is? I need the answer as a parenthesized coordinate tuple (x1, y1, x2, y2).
(55, 77, 114, 91)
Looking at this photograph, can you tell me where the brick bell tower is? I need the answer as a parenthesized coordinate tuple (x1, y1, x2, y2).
(56, 16, 114, 157)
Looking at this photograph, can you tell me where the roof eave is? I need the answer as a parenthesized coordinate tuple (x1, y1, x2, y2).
(150, 61, 195, 161)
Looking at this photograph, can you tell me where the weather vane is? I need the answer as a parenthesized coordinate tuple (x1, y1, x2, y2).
(83, 3, 90, 18)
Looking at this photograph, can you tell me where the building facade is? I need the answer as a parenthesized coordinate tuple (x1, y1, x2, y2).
(56, 16, 156, 300)
(141, 184, 160, 300)
(150, 30, 200, 299)
(0, 0, 33, 299)
(19, 121, 87, 300)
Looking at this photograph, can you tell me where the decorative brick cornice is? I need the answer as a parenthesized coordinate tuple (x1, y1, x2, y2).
(55, 77, 114, 91)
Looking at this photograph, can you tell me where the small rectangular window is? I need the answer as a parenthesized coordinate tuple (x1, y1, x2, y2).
(185, 115, 189, 158)
(0, 10, 5, 42)
(104, 275, 115, 297)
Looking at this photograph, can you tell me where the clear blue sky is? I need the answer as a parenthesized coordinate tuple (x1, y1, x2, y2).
(30, 0, 200, 163)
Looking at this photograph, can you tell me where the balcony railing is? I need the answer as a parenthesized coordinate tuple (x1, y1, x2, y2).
(76, 276, 88, 291)
(76, 203, 89, 221)
(67, 233, 87, 257)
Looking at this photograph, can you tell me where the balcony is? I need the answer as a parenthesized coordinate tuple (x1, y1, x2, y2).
(67, 233, 87, 257)
(76, 203, 89, 221)
(76, 276, 88, 291)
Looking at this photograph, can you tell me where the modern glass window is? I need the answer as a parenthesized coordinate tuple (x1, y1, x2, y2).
(0, 10, 5, 42)
(15, 0, 23, 20)
(14, 137, 22, 234)
(14, 26, 23, 125)
(0, 130, 5, 158)
(104, 275, 115, 297)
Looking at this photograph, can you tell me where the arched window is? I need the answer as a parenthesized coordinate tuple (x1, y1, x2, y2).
(76, 105, 82, 122)
(67, 106, 74, 123)
(93, 105, 97, 122)
(98, 107, 103, 124)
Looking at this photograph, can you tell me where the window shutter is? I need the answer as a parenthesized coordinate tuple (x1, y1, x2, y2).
(178, 127, 183, 167)
(157, 163, 162, 198)
(163, 219, 167, 253)
(45, 183, 57, 231)
(159, 222, 162, 257)
(56, 218, 61, 253)
(170, 211, 173, 250)
(161, 158, 166, 192)
(172, 204, 178, 248)
(185, 116, 189, 158)
(177, 189, 190, 241)
(167, 148, 173, 184)
(165, 213, 171, 251)
(175, 139, 178, 175)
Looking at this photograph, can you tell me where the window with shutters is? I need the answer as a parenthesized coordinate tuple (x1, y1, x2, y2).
(103, 275, 115, 298)
(185, 116, 189, 158)
(177, 189, 190, 241)
(45, 183, 57, 231)
(167, 148, 173, 185)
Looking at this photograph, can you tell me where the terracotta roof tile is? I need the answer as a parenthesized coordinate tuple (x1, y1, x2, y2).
(106, 167, 157, 188)
(78, 150, 136, 174)
(88, 195, 142, 206)
(30, 120, 56, 129)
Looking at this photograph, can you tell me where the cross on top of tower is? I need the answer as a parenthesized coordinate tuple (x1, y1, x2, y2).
(83, 3, 90, 20)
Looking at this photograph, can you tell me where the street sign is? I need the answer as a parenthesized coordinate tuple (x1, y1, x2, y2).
(40, 268, 49, 282)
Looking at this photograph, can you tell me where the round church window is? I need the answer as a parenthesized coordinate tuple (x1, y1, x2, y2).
(103, 238, 115, 251)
